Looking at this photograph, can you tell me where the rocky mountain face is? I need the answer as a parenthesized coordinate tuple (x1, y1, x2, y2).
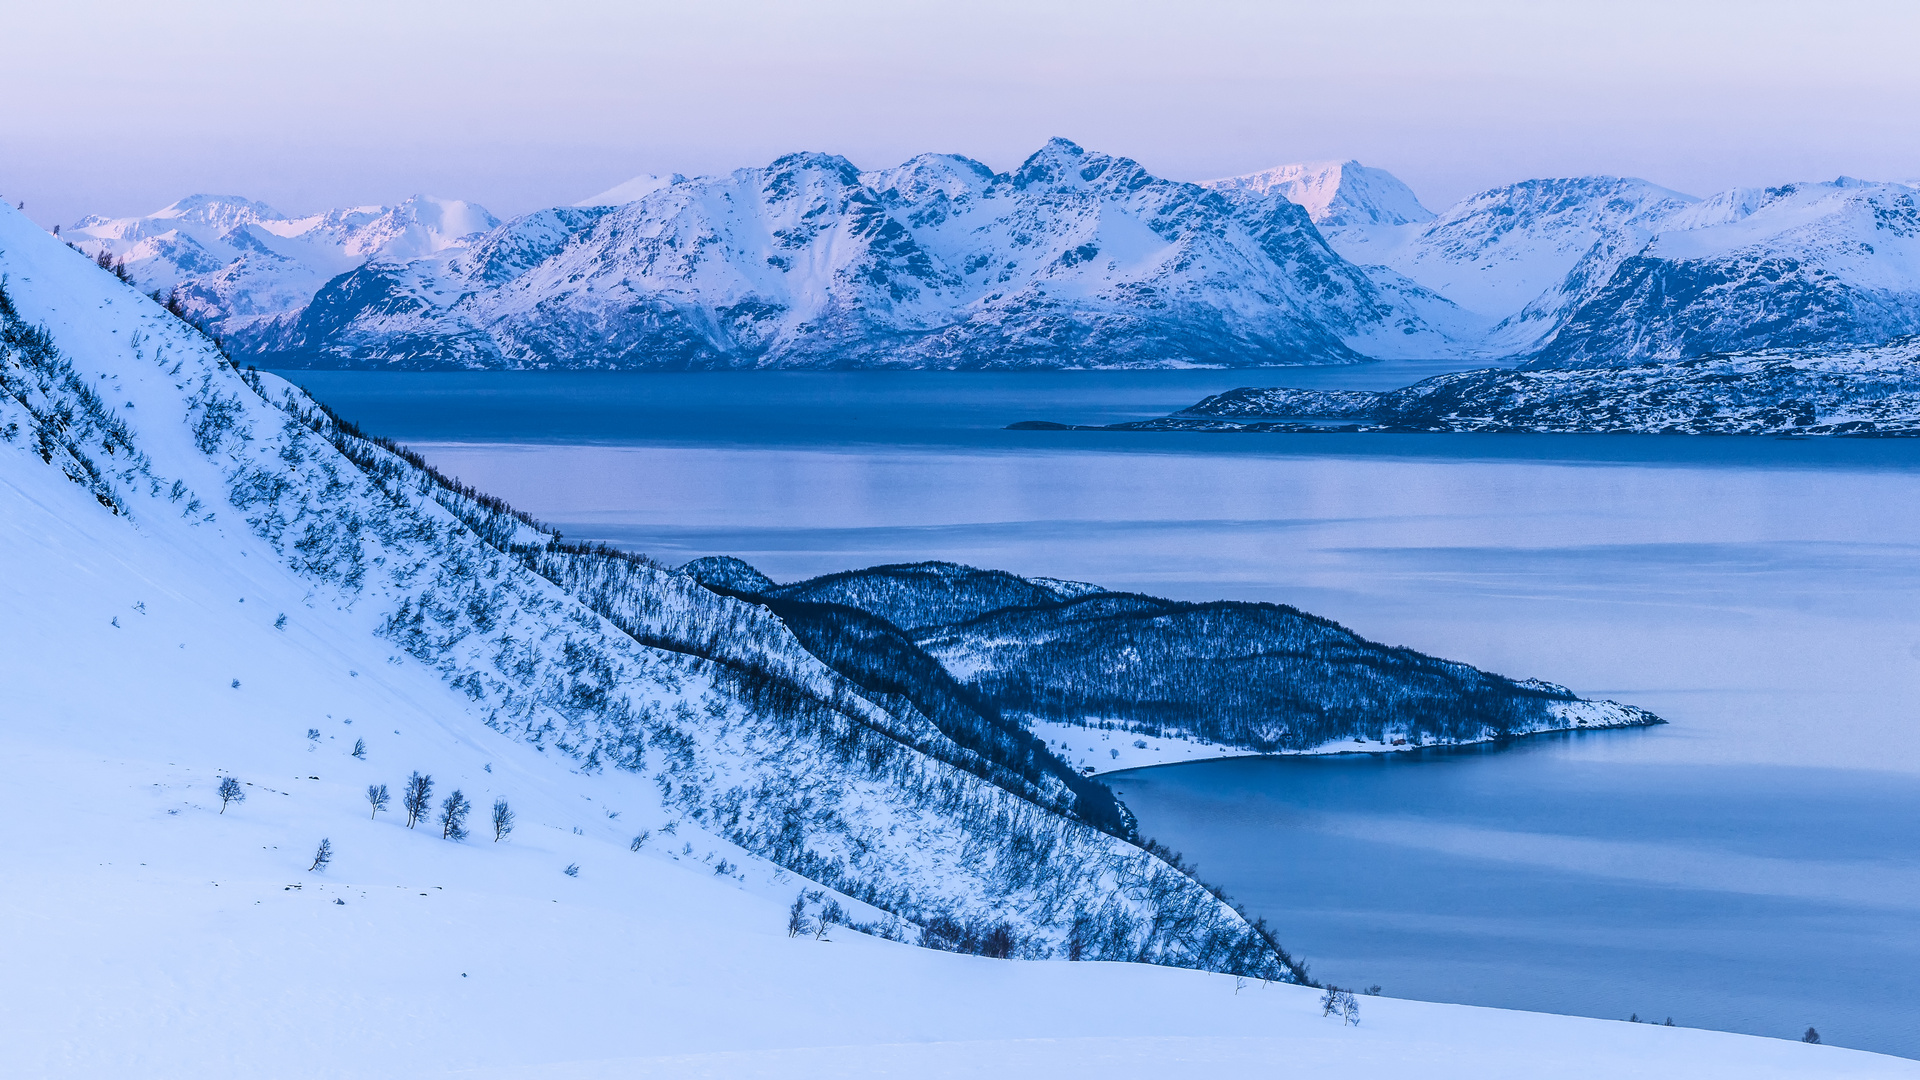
(1528, 179, 1920, 366)
(1317, 174, 1920, 364)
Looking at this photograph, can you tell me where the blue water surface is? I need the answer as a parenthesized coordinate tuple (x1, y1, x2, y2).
(276, 366, 1920, 1057)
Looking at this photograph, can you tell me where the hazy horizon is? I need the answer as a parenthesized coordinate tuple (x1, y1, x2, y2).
(6, 0, 1918, 226)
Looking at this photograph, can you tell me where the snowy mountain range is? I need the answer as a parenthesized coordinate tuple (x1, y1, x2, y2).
(58, 147, 1920, 369)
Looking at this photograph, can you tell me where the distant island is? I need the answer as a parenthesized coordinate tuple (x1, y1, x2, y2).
(1011, 339, 1920, 436)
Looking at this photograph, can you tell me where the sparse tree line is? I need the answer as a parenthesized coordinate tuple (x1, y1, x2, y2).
(209, 769, 515, 879)
(364, 771, 513, 842)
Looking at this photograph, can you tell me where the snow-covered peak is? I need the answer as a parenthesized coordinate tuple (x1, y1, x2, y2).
(575, 173, 686, 207)
(1206, 161, 1435, 227)
(1009, 138, 1159, 197)
(334, 195, 499, 261)
(147, 193, 286, 231)
(59, 192, 497, 331)
(863, 153, 997, 204)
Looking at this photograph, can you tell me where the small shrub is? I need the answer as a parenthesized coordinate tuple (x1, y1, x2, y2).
(403, 772, 432, 828)
(439, 790, 471, 841)
(1321, 986, 1359, 1026)
(217, 776, 245, 813)
(1803, 1027, 1821, 1044)
(308, 838, 332, 872)
(563, 863, 580, 877)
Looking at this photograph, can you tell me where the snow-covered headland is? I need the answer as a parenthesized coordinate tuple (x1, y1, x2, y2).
(2, 202, 1910, 1076)
(682, 559, 1662, 778)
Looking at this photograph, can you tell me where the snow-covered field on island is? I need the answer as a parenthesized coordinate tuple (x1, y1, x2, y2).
(1030, 696, 1652, 776)
(6, 198, 1914, 1077)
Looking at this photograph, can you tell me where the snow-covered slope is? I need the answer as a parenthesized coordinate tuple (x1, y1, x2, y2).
(256, 139, 1483, 368)
(1204, 160, 1435, 228)
(4, 203, 1914, 1077)
(63, 193, 498, 341)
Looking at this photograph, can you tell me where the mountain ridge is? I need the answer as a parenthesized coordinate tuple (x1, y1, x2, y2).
(58, 153, 1920, 370)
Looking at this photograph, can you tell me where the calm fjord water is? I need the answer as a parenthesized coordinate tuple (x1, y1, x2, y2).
(282, 366, 1920, 1057)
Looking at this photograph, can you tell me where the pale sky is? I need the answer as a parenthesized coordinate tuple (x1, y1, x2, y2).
(5, 0, 1918, 226)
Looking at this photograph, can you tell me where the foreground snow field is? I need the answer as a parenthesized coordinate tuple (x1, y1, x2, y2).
(2, 202, 1912, 1077)
(4, 706, 1909, 1079)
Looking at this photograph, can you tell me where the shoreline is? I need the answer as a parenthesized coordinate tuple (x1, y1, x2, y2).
(1031, 706, 1663, 777)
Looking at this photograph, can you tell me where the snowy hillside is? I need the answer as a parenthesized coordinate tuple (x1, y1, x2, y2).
(4, 203, 1914, 1077)
(62, 193, 498, 341)
(0, 200, 1297, 978)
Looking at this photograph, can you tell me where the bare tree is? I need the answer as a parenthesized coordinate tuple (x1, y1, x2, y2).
(217, 776, 245, 814)
(490, 798, 514, 842)
(366, 783, 390, 819)
(1320, 986, 1360, 1026)
(309, 838, 332, 872)
(787, 893, 811, 938)
(351, 738, 366, 759)
(439, 790, 471, 841)
(403, 772, 432, 828)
